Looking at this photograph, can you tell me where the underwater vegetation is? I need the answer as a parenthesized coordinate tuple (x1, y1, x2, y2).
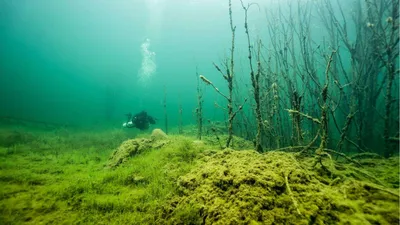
(0, 0, 399, 224)
(193, 0, 399, 161)
(0, 125, 202, 224)
(0, 125, 398, 224)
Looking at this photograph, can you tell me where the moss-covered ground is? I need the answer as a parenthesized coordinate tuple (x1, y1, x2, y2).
(0, 125, 398, 224)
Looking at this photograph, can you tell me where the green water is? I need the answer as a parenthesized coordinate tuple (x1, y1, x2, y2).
(0, 0, 399, 224)
(0, 0, 247, 127)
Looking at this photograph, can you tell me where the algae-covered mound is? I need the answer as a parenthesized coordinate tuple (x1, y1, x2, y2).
(106, 129, 169, 168)
(151, 128, 168, 141)
(159, 150, 399, 225)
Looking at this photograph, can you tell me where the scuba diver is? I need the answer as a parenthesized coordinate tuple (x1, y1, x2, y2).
(122, 111, 156, 130)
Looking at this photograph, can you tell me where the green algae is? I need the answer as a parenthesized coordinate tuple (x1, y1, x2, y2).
(106, 138, 154, 168)
(0, 127, 398, 224)
(159, 150, 400, 225)
(0, 127, 207, 224)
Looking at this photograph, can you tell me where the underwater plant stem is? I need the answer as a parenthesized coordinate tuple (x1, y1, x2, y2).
(350, 168, 386, 187)
(322, 149, 361, 167)
(231, 98, 248, 121)
(336, 108, 356, 153)
(318, 50, 336, 151)
(196, 67, 203, 140)
(383, 43, 397, 157)
(240, 0, 263, 152)
(344, 137, 366, 153)
(224, 98, 248, 148)
(254, 42, 263, 152)
(383, 60, 395, 157)
(298, 129, 320, 155)
(201, 73, 229, 101)
(292, 91, 303, 146)
(285, 172, 302, 216)
(377, 0, 399, 157)
(286, 109, 321, 124)
(225, 0, 236, 149)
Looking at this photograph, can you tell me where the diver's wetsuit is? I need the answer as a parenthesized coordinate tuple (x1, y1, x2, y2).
(123, 111, 156, 130)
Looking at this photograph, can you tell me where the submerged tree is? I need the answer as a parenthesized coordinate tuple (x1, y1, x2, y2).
(318, 0, 399, 156)
(200, 0, 247, 149)
(197, 0, 398, 157)
(240, 0, 263, 152)
(195, 67, 204, 140)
